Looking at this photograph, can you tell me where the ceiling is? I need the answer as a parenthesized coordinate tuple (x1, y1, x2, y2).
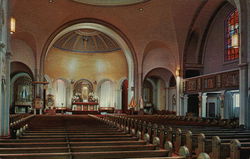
(53, 29, 120, 53)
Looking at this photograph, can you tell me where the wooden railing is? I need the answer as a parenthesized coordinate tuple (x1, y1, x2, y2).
(184, 69, 239, 94)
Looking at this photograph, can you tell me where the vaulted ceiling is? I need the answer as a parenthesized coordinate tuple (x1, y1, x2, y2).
(11, 0, 226, 72)
(53, 29, 120, 53)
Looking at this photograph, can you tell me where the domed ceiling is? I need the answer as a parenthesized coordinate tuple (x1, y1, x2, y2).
(53, 29, 121, 53)
(72, 0, 149, 6)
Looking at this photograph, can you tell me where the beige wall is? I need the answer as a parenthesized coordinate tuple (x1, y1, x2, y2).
(203, 3, 238, 74)
(45, 47, 128, 86)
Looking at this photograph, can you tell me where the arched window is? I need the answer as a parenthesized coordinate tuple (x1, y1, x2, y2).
(225, 9, 239, 61)
(55, 79, 66, 107)
(99, 80, 114, 107)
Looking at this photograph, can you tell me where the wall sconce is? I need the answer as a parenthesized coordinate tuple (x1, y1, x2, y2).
(10, 17, 16, 34)
(176, 68, 180, 77)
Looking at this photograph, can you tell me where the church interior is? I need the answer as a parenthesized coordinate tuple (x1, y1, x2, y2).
(0, 0, 250, 158)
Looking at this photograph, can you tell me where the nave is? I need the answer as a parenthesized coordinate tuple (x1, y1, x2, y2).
(2, 1, 250, 159)
(4, 114, 250, 159)
(4, 115, 169, 159)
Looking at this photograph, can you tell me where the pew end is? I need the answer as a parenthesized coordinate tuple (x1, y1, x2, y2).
(178, 146, 190, 159)
(197, 152, 211, 159)
(164, 141, 173, 157)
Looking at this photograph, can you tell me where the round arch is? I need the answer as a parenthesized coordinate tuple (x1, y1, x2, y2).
(96, 79, 115, 108)
(40, 20, 136, 103)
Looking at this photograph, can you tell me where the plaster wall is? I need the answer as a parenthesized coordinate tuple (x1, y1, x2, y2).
(45, 47, 128, 86)
(143, 47, 176, 78)
(203, 4, 238, 74)
(11, 39, 35, 74)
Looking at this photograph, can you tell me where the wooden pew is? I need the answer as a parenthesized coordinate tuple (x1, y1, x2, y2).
(1, 115, 181, 159)
(230, 139, 250, 159)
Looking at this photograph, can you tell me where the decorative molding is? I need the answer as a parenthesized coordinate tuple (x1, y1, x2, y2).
(71, 0, 149, 6)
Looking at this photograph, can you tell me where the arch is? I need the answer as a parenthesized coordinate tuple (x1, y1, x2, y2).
(143, 67, 176, 112)
(40, 19, 137, 103)
(12, 31, 37, 61)
(116, 77, 128, 111)
(53, 78, 67, 107)
(10, 73, 33, 114)
(97, 79, 115, 108)
(11, 38, 36, 74)
(10, 61, 34, 80)
(143, 67, 175, 86)
(10, 72, 33, 107)
(142, 41, 177, 79)
(96, 78, 114, 94)
(73, 79, 93, 92)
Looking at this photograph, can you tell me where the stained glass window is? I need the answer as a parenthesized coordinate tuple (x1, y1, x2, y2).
(225, 9, 239, 61)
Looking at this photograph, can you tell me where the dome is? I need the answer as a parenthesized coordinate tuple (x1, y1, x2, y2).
(53, 29, 121, 53)
(72, 0, 149, 6)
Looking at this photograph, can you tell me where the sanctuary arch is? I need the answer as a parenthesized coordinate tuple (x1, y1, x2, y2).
(40, 21, 136, 112)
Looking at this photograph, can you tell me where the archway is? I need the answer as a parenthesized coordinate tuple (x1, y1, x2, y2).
(143, 67, 176, 114)
(41, 21, 135, 106)
(97, 79, 115, 107)
(54, 79, 67, 108)
(10, 72, 33, 114)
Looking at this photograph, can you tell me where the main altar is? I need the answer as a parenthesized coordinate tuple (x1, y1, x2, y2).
(72, 102, 99, 111)
(70, 80, 99, 114)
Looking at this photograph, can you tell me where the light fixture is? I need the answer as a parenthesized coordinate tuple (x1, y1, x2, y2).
(10, 17, 16, 34)
(176, 68, 180, 77)
(232, 33, 239, 48)
(138, 8, 144, 12)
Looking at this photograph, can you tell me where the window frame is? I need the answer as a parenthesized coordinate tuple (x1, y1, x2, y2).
(224, 9, 240, 62)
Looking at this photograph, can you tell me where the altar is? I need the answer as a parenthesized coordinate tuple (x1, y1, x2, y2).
(72, 102, 99, 111)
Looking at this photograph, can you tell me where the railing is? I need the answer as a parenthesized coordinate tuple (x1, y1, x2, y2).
(184, 69, 239, 94)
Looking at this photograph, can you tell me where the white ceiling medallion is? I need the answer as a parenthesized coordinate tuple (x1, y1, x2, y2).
(72, 0, 149, 6)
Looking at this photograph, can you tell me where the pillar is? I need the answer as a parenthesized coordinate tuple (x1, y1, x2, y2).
(165, 87, 169, 110)
(219, 92, 225, 119)
(183, 94, 188, 116)
(198, 92, 207, 117)
(239, 63, 248, 127)
(176, 76, 181, 115)
(202, 93, 207, 118)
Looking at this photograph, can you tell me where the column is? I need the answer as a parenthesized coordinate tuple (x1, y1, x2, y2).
(115, 88, 121, 111)
(239, 63, 248, 127)
(66, 85, 71, 109)
(219, 92, 225, 119)
(4, 52, 11, 137)
(165, 87, 169, 110)
(202, 93, 207, 118)
(198, 92, 206, 117)
(183, 94, 188, 116)
(176, 76, 181, 115)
